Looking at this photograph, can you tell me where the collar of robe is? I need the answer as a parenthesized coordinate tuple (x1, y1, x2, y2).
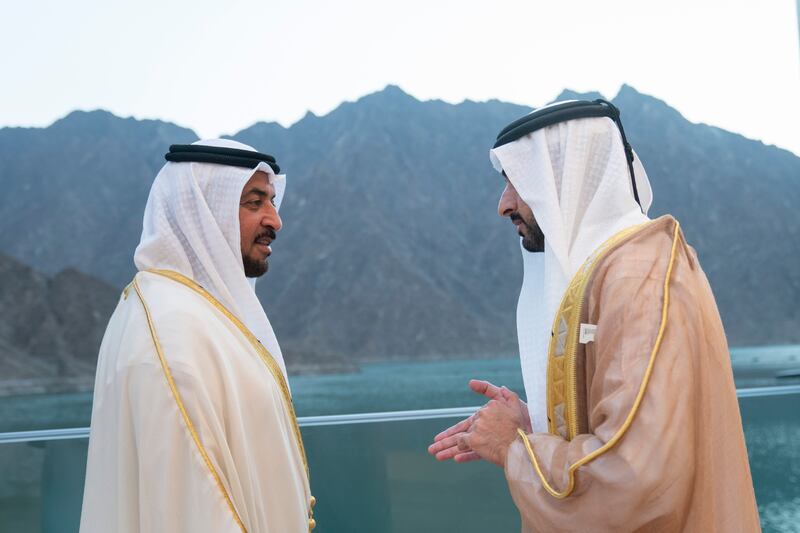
(165, 144, 281, 174)
(493, 99, 641, 209)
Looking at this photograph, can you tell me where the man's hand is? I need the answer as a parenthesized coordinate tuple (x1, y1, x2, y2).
(475, 381, 532, 435)
(457, 397, 524, 467)
(428, 410, 482, 463)
(427, 380, 531, 464)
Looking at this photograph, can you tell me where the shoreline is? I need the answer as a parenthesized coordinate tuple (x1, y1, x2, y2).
(1, 345, 798, 398)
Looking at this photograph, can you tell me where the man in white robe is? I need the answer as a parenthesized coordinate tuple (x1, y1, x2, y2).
(80, 140, 315, 532)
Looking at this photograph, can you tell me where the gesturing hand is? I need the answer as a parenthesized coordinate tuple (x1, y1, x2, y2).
(427, 380, 531, 464)
(459, 396, 524, 467)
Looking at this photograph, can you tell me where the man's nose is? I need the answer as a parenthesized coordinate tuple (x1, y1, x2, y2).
(497, 185, 517, 218)
(264, 209, 282, 232)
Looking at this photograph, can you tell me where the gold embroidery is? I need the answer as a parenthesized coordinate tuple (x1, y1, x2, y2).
(525, 220, 682, 499)
(546, 222, 650, 439)
(132, 278, 247, 532)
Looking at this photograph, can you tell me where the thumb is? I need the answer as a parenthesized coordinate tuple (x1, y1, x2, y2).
(469, 379, 502, 399)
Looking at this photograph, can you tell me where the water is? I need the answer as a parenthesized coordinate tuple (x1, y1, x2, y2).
(0, 348, 798, 531)
(292, 357, 527, 416)
(0, 357, 529, 433)
(3, 345, 797, 432)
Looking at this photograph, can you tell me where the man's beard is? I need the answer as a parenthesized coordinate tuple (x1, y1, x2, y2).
(511, 213, 546, 253)
(243, 227, 275, 278)
(243, 255, 268, 278)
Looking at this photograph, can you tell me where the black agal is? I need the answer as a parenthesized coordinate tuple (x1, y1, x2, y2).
(165, 144, 280, 174)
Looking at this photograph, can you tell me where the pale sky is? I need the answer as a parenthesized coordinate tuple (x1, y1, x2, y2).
(2, 0, 799, 155)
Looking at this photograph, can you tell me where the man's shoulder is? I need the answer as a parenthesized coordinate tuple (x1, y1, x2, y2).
(623, 215, 681, 255)
(125, 271, 253, 373)
(595, 215, 700, 285)
(133, 271, 227, 333)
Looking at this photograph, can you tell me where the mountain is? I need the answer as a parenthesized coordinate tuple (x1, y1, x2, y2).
(0, 86, 798, 384)
(233, 87, 530, 359)
(0, 253, 119, 394)
(612, 84, 800, 345)
(0, 110, 197, 285)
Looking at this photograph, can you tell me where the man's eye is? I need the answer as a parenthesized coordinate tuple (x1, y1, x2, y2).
(245, 200, 262, 207)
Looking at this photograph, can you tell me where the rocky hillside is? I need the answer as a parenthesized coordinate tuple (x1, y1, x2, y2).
(0, 253, 119, 393)
(0, 85, 797, 389)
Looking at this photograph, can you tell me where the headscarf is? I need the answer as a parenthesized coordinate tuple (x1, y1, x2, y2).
(490, 114, 653, 432)
(134, 139, 289, 376)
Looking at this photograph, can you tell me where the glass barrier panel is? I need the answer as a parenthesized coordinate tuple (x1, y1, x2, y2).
(0, 391, 798, 532)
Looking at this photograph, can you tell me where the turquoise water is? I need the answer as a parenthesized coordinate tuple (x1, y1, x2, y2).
(0, 348, 798, 531)
(0, 393, 797, 532)
(0, 357, 526, 433)
(291, 345, 800, 416)
(3, 345, 797, 433)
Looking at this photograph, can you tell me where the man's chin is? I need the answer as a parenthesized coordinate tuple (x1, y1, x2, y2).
(243, 256, 268, 278)
(521, 233, 545, 253)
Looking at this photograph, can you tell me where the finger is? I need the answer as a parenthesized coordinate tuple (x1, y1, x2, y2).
(469, 379, 503, 400)
(433, 415, 474, 442)
(434, 444, 465, 461)
(500, 386, 518, 402)
(454, 451, 481, 463)
(457, 434, 471, 452)
(428, 433, 465, 455)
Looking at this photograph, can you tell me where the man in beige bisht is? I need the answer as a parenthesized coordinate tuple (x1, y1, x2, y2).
(80, 140, 315, 532)
(429, 100, 760, 531)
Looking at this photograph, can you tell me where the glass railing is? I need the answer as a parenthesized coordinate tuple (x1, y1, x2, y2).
(0, 386, 798, 533)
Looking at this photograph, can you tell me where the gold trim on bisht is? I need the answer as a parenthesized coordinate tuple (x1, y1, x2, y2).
(519, 219, 682, 499)
(136, 269, 316, 530)
(546, 221, 652, 440)
(132, 277, 247, 532)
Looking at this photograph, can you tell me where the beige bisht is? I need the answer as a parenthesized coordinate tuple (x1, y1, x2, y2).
(80, 140, 314, 533)
(490, 114, 759, 531)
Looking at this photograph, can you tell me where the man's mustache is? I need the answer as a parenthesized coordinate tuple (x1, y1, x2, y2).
(256, 228, 277, 242)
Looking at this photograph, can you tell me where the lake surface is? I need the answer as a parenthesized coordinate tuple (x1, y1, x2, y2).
(0, 347, 798, 531)
(2, 345, 799, 432)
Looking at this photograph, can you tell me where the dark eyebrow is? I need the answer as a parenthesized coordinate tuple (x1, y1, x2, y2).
(243, 188, 274, 200)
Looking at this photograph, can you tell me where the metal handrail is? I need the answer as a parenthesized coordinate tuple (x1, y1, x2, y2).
(1, 385, 799, 445)
(735, 384, 800, 397)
